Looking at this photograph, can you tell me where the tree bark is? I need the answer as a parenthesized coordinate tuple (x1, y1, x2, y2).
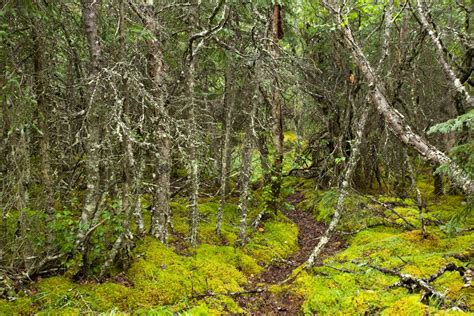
(32, 25, 54, 217)
(76, 0, 102, 254)
(188, 58, 200, 247)
(269, 3, 284, 211)
(216, 66, 235, 235)
(415, 0, 474, 111)
(237, 85, 258, 246)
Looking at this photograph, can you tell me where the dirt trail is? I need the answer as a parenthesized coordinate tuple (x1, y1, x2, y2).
(236, 192, 346, 315)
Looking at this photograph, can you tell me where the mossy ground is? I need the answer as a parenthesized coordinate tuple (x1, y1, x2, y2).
(0, 198, 298, 314)
(286, 175, 473, 315)
(1, 174, 472, 315)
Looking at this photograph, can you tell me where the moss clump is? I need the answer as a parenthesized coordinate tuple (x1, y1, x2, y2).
(126, 237, 247, 313)
(246, 216, 298, 265)
(195, 244, 262, 276)
(0, 298, 36, 315)
(382, 295, 432, 315)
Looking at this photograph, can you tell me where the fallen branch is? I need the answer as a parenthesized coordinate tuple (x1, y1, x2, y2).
(353, 260, 471, 308)
(190, 287, 265, 299)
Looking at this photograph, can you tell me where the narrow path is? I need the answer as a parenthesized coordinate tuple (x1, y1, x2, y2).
(237, 192, 346, 315)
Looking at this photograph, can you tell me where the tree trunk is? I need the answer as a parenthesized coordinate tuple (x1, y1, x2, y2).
(307, 106, 369, 267)
(32, 26, 53, 217)
(433, 167, 444, 196)
(138, 2, 172, 244)
(76, 0, 102, 253)
(323, 1, 474, 195)
(406, 151, 427, 237)
(216, 66, 235, 235)
(415, 0, 474, 111)
(269, 3, 284, 211)
(188, 58, 200, 247)
(101, 0, 135, 276)
(237, 84, 258, 246)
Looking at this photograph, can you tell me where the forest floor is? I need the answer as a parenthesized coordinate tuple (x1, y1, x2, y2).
(236, 191, 346, 314)
(1, 176, 472, 314)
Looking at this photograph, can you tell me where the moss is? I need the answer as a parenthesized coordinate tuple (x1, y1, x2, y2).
(35, 276, 79, 310)
(0, 298, 37, 315)
(283, 131, 298, 144)
(88, 282, 132, 311)
(382, 295, 432, 315)
(246, 216, 298, 264)
(126, 237, 249, 313)
(298, 206, 474, 315)
(434, 271, 474, 309)
(296, 267, 401, 314)
(195, 244, 262, 276)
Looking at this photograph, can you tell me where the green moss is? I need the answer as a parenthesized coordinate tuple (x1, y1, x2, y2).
(0, 298, 36, 315)
(195, 244, 262, 276)
(246, 216, 298, 264)
(297, 204, 474, 315)
(434, 271, 474, 309)
(126, 237, 249, 313)
(382, 295, 432, 315)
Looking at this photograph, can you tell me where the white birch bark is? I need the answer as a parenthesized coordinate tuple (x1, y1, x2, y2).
(416, 0, 474, 110)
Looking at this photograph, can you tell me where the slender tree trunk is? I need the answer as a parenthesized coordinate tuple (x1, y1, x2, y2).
(76, 0, 102, 253)
(406, 152, 426, 238)
(133, 153, 145, 237)
(32, 26, 53, 217)
(269, 3, 284, 211)
(322, 1, 474, 195)
(216, 67, 235, 235)
(0, 59, 8, 261)
(237, 84, 258, 246)
(188, 58, 200, 247)
(100, 0, 135, 276)
(137, 2, 172, 244)
(307, 107, 369, 267)
(433, 167, 444, 196)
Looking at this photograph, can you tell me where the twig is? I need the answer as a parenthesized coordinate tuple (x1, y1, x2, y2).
(190, 287, 265, 299)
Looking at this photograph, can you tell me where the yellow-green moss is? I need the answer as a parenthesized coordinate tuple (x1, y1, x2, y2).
(246, 217, 298, 264)
(297, 204, 473, 315)
(0, 297, 36, 315)
(382, 295, 432, 315)
(125, 237, 249, 313)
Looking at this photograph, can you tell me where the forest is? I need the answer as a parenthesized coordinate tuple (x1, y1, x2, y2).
(0, 0, 473, 314)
